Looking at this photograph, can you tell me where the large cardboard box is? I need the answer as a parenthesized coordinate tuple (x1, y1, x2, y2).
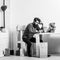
(31, 42, 48, 58)
(39, 42, 48, 58)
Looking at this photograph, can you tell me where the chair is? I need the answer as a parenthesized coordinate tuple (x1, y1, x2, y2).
(16, 25, 27, 56)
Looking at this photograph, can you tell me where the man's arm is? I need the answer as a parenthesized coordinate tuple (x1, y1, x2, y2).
(28, 24, 40, 34)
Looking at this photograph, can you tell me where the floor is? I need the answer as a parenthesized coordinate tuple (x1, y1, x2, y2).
(0, 55, 60, 60)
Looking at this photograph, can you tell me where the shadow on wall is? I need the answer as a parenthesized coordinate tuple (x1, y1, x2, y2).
(0, 7, 2, 12)
(43, 33, 60, 54)
(9, 31, 13, 50)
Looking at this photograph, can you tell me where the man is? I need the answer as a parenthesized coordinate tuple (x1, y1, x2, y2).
(22, 17, 44, 56)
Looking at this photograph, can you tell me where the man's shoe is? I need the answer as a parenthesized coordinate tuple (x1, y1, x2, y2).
(48, 55, 51, 57)
(28, 54, 32, 57)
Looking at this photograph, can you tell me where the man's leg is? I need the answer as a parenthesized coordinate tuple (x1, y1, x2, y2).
(27, 45, 31, 56)
(23, 38, 31, 56)
(23, 38, 31, 46)
(30, 37, 36, 43)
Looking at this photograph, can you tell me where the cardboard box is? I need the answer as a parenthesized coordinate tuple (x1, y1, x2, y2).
(39, 43, 48, 58)
(31, 42, 48, 58)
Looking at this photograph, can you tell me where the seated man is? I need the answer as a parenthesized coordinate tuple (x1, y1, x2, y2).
(22, 17, 44, 56)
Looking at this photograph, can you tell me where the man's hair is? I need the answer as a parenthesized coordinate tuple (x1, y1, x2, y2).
(34, 17, 41, 23)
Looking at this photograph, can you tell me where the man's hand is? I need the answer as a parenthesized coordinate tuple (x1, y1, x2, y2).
(33, 33, 39, 38)
(39, 30, 43, 33)
(36, 30, 38, 32)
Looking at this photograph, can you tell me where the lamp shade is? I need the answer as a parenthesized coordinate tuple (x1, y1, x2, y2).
(1, 5, 7, 11)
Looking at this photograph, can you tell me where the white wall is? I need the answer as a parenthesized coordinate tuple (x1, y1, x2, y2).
(10, 0, 60, 54)
(10, 0, 60, 32)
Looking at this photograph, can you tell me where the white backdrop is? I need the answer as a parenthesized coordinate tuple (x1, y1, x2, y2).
(5, 0, 60, 54)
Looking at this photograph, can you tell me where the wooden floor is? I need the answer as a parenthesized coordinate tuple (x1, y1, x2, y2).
(0, 55, 60, 60)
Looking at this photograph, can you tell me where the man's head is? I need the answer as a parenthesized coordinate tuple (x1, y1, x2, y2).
(33, 17, 41, 25)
